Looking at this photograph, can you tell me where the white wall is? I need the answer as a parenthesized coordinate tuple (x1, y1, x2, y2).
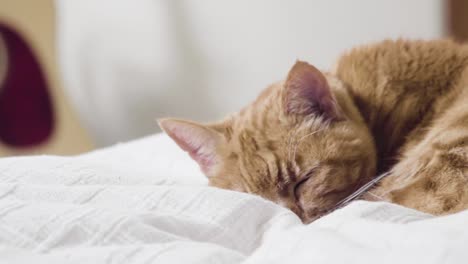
(57, 0, 445, 146)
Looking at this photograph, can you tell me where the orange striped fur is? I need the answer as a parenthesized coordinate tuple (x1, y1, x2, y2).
(160, 39, 468, 223)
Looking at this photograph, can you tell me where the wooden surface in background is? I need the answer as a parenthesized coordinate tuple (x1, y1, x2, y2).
(0, 0, 94, 156)
(448, 0, 468, 41)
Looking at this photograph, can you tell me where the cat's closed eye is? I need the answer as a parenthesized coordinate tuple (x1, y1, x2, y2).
(293, 170, 316, 200)
(160, 60, 377, 223)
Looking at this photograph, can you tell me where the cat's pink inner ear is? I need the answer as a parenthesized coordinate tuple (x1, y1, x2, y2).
(158, 118, 221, 176)
(284, 61, 342, 120)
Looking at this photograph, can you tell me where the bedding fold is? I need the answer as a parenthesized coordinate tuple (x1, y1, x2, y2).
(0, 134, 466, 263)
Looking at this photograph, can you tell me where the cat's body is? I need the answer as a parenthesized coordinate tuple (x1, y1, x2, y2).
(160, 39, 468, 223)
(337, 40, 468, 215)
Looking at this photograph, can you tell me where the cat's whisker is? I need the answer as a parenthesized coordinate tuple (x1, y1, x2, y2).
(329, 171, 392, 212)
(287, 121, 315, 162)
(161, 40, 468, 225)
(291, 127, 327, 162)
(287, 131, 295, 162)
(287, 129, 300, 162)
(365, 191, 386, 201)
(379, 162, 425, 197)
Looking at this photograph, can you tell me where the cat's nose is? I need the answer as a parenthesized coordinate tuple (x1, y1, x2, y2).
(298, 208, 325, 224)
(292, 207, 307, 222)
(280, 200, 305, 221)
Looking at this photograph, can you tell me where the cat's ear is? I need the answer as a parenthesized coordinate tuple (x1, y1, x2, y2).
(283, 60, 342, 120)
(158, 118, 225, 176)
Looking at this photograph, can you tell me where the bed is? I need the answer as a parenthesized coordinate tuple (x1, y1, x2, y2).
(0, 134, 467, 263)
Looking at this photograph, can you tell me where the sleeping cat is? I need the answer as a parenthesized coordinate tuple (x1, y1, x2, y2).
(159, 39, 468, 223)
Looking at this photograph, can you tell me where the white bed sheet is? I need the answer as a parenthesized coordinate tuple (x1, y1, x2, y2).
(0, 134, 467, 264)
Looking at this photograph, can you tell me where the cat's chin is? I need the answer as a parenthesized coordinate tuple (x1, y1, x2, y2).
(301, 216, 319, 225)
(298, 188, 359, 223)
(300, 207, 335, 224)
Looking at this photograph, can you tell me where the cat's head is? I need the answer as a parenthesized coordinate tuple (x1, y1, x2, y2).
(159, 61, 376, 223)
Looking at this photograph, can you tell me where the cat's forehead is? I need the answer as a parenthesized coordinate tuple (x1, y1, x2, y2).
(229, 112, 332, 151)
(224, 75, 345, 153)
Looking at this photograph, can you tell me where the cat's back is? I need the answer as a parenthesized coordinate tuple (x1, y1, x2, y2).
(339, 40, 468, 215)
(335, 39, 468, 171)
(376, 72, 468, 215)
(336, 39, 468, 112)
(336, 39, 468, 88)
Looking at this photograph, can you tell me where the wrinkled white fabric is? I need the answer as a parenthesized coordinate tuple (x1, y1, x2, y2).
(0, 134, 466, 264)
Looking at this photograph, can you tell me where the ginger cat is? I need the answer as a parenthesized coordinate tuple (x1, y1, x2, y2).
(159, 39, 468, 223)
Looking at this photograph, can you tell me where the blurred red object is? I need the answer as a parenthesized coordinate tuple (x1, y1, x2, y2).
(0, 24, 54, 147)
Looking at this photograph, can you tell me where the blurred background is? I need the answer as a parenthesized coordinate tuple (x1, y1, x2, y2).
(0, 0, 467, 156)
